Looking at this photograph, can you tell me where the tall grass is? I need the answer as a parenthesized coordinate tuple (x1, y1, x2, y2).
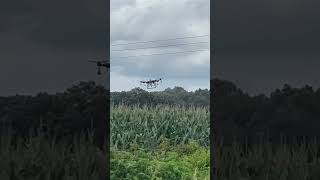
(213, 138, 320, 180)
(4, 102, 320, 179)
(0, 130, 108, 180)
(0, 104, 209, 179)
(110, 104, 210, 150)
(110, 104, 210, 179)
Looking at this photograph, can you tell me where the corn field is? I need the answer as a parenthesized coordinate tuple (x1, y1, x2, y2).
(2, 101, 320, 179)
(110, 104, 210, 179)
(110, 104, 210, 150)
(214, 139, 320, 180)
(0, 131, 108, 180)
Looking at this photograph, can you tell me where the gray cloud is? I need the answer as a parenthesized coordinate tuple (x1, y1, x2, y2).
(213, 56, 320, 94)
(1, 0, 107, 49)
(111, 0, 210, 91)
(214, 0, 320, 56)
(212, 0, 320, 95)
(0, 0, 109, 96)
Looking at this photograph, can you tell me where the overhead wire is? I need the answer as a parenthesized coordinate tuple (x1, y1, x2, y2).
(111, 35, 209, 46)
(110, 34, 210, 60)
(111, 41, 209, 51)
(111, 49, 209, 59)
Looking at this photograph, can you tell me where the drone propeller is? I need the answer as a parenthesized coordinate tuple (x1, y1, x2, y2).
(89, 59, 108, 62)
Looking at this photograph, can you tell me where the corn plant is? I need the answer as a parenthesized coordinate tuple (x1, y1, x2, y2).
(0, 131, 108, 180)
(110, 104, 210, 150)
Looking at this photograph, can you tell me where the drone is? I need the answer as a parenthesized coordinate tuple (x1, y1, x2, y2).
(88, 60, 110, 75)
(140, 78, 162, 89)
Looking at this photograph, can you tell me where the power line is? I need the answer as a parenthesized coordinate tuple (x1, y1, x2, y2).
(111, 35, 209, 46)
(111, 49, 209, 59)
(111, 41, 209, 51)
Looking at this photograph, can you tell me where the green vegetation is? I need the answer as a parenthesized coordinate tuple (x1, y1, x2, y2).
(0, 131, 108, 180)
(0, 82, 211, 179)
(213, 139, 320, 180)
(111, 143, 210, 180)
(111, 87, 209, 107)
(212, 79, 320, 144)
(3, 80, 320, 179)
(111, 104, 209, 150)
(3, 131, 320, 179)
(110, 104, 210, 179)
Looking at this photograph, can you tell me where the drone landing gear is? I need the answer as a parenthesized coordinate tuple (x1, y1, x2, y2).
(97, 67, 102, 75)
(147, 85, 157, 89)
(140, 78, 162, 89)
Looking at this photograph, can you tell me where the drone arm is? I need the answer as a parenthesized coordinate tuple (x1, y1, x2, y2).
(102, 63, 110, 68)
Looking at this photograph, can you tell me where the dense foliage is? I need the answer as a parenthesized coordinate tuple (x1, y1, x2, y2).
(111, 142, 210, 180)
(211, 79, 320, 144)
(2, 79, 320, 145)
(0, 82, 211, 179)
(110, 104, 210, 179)
(111, 105, 209, 150)
(111, 86, 209, 107)
(0, 131, 108, 180)
(213, 138, 320, 180)
(1, 80, 320, 179)
(0, 81, 108, 147)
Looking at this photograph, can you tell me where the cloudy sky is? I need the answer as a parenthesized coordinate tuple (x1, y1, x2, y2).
(213, 0, 320, 95)
(0, 0, 108, 96)
(110, 0, 210, 92)
(2, 0, 320, 96)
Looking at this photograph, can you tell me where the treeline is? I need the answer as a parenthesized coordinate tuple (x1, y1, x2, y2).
(111, 87, 209, 107)
(0, 81, 108, 147)
(212, 79, 320, 144)
(2, 79, 320, 145)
